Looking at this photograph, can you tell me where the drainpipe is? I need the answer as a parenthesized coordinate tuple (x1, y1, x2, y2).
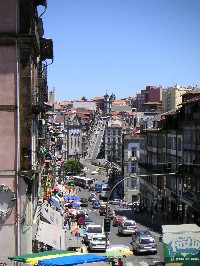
(15, 0, 20, 256)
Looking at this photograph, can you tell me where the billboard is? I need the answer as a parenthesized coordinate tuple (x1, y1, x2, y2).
(163, 227, 200, 266)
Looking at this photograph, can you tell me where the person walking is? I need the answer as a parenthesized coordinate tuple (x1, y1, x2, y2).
(68, 216, 72, 230)
(118, 258, 123, 266)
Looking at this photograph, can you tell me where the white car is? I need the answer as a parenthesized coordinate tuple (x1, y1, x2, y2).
(109, 199, 121, 205)
(88, 234, 110, 251)
(91, 170, 99, 175)
(83, 224, 103, 245)
(118, 220, 138, 235)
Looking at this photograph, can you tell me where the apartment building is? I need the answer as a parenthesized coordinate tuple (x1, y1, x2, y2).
(0, 1, 53, 264)
(139, 92, 200, 224)
(162, 85, 192, 113)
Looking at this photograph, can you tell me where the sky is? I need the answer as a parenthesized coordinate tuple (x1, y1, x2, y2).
(40, 0, 200, 102)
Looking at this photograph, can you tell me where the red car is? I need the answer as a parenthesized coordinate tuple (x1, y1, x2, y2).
(99, 205, 110, 216)
(113, 215, 127, 226)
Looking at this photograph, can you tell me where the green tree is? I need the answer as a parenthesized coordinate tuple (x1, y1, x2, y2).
(62, 159, 83, 175)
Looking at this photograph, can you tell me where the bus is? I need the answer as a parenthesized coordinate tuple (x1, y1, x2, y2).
(73, 176, 93, 189)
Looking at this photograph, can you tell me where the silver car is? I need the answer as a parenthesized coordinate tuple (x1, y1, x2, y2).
(132, 236, 157, 255)
(118, 220, 138, 235)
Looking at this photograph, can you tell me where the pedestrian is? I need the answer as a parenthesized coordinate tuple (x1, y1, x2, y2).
(111, 258, 115, 266)
(118, 258, 123, 266)
(68, 216, 72, 230)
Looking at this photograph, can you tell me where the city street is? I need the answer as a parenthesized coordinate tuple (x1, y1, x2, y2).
(68, 163, 164, 266)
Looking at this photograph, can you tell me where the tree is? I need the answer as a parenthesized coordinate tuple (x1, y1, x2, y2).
(62, 159, 83, 175)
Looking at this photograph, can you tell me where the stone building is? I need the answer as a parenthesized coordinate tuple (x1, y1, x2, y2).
(139, 92, 200, 224)
(0, 1, 53, 264)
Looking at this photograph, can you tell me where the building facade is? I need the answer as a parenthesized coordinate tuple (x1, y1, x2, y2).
(139, 93, 200, 224)
(0, 1, 53, 264)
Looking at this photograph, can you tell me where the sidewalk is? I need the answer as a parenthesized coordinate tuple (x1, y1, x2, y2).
(64, 223, 87, 252)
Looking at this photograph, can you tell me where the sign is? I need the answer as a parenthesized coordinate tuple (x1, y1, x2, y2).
(40, 204, 63, 228)
(163, 231, 200, 265)
(36, 221, 65, 250)
(78, 217, 85, 225)
(77, 214, 85, 225)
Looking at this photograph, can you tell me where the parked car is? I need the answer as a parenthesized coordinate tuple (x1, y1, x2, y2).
(132, 229, 152, 243)
(83, 224, 103, 245)
(93, 201, 100, 209)
(118, 220, 138, 235)
(109, 199, 121, 205)
(80, 198, 88, 207)
(132, 236, 157, 255)
(88, 233, 109, 251)
(113, 216, 127, 227)
(99, 204, 110, 216)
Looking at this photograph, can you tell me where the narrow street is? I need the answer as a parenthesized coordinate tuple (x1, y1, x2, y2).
(64, 161, 164, 266)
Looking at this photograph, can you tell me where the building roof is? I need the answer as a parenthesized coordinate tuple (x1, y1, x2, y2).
(111, 105, 132, 111)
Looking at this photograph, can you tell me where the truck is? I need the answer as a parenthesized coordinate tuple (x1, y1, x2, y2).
(99, 185, 111, 200)
(162, 224, 200, 266)
(95, 183, 103, 193)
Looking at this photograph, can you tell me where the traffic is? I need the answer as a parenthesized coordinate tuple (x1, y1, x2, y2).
(62, 164, 165, 266)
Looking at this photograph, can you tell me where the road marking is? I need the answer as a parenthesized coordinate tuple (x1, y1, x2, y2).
(126, 262, 134, 266)
(139, 262, 149, 266)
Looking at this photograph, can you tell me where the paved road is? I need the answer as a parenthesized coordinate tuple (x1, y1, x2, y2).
(64, 162, 164, 266)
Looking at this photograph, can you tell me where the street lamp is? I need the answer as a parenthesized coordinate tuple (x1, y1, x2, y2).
(105, 175, 132, 249)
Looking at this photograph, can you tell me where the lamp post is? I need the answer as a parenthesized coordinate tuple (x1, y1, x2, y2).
(105, 176, 132, 249)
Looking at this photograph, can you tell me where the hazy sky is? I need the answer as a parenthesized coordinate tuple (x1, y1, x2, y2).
(40, 0, 200, 102)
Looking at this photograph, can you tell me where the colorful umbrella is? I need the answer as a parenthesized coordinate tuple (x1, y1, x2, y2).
(8, 250, 77, 264)
(68, 209, 80, 215)
(38, 254, 108, 266)
(104, 250, 124, 259)
(106, 245, 133, 256)
(53, 184, 59, 191)
(70, 227, 86, 234)
(71, 202, 81, 208)
(72, 195, 81, 201)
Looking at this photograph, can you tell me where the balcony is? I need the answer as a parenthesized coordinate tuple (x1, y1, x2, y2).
(32, 89, 45, 114)
(40, 38, 54, 61)
(37, 63, 47, 94)
(38, 124, 47, 139)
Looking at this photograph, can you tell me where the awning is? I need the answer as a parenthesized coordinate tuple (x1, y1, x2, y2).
(38, 254, 108, 266)
(8, 250, 76, 264)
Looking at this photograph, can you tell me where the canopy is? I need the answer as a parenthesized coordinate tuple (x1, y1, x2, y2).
(8, 250, 76, 264)
(38, 254, 108, 266)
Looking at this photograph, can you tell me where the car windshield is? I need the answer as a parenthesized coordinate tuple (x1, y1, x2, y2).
(139, 231, 151, 236)
(87, 227, 102, 233)
(93, 237, 106, 241)
(140, 238, 155, 244)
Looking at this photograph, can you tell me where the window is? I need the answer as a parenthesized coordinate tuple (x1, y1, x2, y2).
(131, 147, 137, 157)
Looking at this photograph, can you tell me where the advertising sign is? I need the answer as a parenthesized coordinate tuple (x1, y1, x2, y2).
(163, 231, 200, 266)
(36, 221, 65, 250)
(41, 204, 63, 228)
